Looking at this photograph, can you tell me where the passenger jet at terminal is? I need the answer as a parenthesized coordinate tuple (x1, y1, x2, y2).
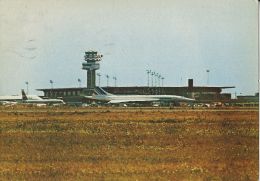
(21, 89, 65, 104)
(0, 90, 64, 105)
(85, 87, 195, 104)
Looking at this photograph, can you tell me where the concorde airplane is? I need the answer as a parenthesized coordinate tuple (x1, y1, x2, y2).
(85, 87, 195, 104)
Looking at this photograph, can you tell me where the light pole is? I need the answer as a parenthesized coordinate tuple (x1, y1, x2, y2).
(206, 69, 210, 85)
(151, 72, 155, 87)
(77, 78, 81, 87)
(158, 74, 161, 87)
(97, 73, 101, 86)
(155, 73, 158, 87)
(113, 76, 117, 87)
(146, 70, 151, 87)
(25, 81, 29, 94)
(106, 75, 109, 87)
(156, 73, 159, 87)
(50, 80, 53, 89)
(157, 74, 161, 94)
(161, 77, 164, 87)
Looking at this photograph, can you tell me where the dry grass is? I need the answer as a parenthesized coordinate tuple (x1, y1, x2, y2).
(0, 106, 258, 180)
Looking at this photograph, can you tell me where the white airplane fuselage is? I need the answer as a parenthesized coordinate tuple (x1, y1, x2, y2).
(0, 92, 64, 105)
(23, 99, 64, 104)
(87, 93, 194, 104)
(0, 95, 41, 102)
(85, 87, 195, 104)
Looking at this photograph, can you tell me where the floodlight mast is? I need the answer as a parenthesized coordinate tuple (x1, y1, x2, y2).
(49, 80, 53, 89)
(151, 71, 155, 87)
(146, 70, 151, 87)
(25, 81, 29, 94)
(158, 74, 161, 87)
(154, 73, 158, 87)
(113, 76, 117, 87)
(106, 75, 109, 87)
(156, 73, 160, 87)
(96, 73, 101, 86)
(161, 77, 164, 87)
(77, 78, 81, 87)
(206, 69, 210, 85)
(82, 51, 103, 88)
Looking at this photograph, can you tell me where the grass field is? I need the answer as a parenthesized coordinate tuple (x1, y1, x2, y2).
(0, 106, 258, 180)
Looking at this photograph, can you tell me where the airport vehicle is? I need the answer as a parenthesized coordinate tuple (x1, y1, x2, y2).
(85, 87, 195, 104)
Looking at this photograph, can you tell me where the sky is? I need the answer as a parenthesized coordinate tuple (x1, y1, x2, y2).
(0, 0, 258, 96)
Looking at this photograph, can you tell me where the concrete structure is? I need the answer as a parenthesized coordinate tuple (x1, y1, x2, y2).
(82, 51, 102, 88)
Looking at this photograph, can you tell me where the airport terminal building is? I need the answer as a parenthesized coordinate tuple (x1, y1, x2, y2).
(37, 79, 234, 103)
(37, 51, 234, 104)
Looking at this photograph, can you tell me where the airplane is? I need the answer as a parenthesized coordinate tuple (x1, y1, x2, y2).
(0, 100, 18, 106)
(0, 90, 65, 105)
(85, 87, 195, 104)
(21, 89, 65, 105)
(0, 95, 23, 102)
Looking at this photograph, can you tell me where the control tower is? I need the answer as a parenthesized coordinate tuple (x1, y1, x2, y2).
(82, 51, 103, 88)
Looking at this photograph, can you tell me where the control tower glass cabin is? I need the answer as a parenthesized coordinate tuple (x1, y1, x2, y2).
(82, 51, 103, 88)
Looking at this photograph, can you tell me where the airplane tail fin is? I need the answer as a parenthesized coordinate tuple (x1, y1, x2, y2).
(94, 87, 113, 96)
(21, 89, 28, 100)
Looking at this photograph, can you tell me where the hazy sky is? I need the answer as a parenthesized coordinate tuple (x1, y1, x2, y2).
(0, 0, 258, 96)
